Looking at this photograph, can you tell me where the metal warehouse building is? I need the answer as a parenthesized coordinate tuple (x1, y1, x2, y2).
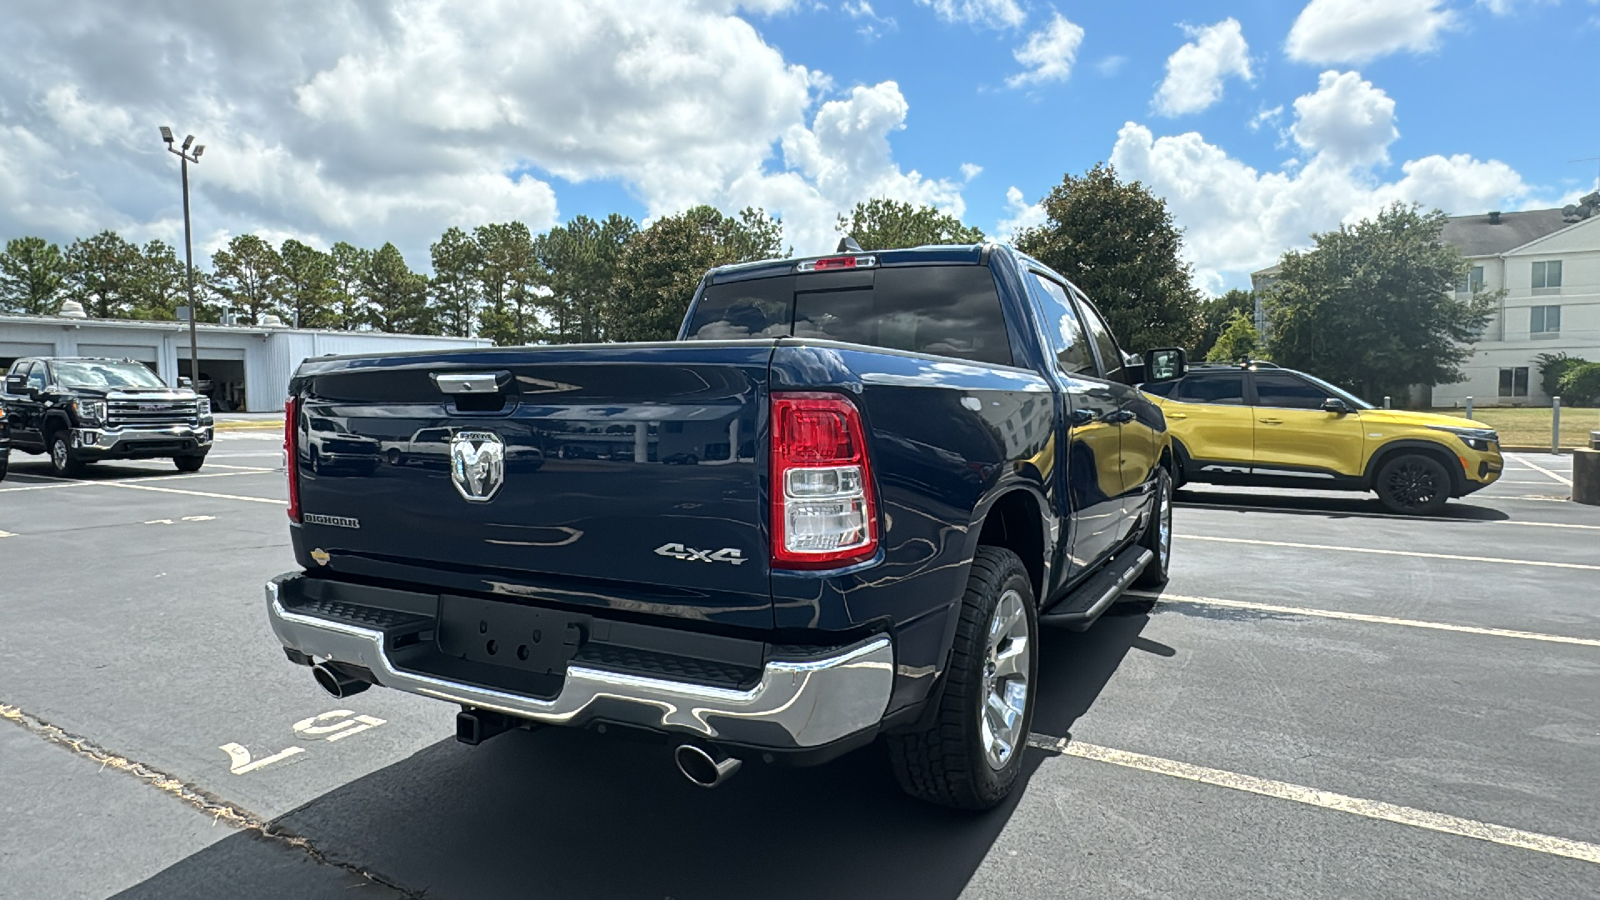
(0, 313, 491, 412)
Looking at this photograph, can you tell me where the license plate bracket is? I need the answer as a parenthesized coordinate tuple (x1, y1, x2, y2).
(437, 595, 588, 676)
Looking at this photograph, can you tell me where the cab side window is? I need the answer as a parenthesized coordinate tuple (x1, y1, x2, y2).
(1253, 372, 1329, 410)
(1174, 372, 1246, 405)
(1073, 291, 1124, 382)
(1027, 273, 1096, 376)
(25, 362, 47, 392)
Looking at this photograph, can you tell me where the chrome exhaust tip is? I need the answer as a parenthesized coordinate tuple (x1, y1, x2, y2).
(674, 743, 742, 788)
(312, 661, 372, 699)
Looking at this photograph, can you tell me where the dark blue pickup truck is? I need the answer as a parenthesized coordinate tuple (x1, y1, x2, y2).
(266, 242, 1186, 809)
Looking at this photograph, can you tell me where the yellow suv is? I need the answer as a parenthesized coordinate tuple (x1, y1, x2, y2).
(1142, 363, 1503, 514)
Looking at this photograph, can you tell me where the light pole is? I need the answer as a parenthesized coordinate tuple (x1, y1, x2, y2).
(160, 126, 204, 392)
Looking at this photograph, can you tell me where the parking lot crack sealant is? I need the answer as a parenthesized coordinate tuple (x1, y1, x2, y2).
(0, 703, 425, 899)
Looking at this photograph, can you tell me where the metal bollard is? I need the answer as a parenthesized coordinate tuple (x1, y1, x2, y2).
(1383, 396, 1392, 409)
(1465, 396, 1473, 420)
(1551, 397, 1561, 454)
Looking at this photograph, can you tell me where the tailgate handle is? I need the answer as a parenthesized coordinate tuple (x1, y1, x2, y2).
(432, 373, 503, 395)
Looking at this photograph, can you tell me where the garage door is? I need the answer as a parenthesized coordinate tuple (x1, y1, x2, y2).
(0, 342, 55, 358)
(78, 344, 160, 363)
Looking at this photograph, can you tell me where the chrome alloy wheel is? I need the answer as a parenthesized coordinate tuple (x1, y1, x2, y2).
(52, 438, 68, 472)
(1158, 477, 1173, 570)
(981, 588, 1031, 770)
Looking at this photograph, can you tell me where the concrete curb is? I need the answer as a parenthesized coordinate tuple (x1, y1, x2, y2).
(214, 422, 282, 433)
(1499, 446, 1575, 454)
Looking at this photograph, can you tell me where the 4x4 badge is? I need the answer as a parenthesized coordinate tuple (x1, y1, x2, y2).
(654, 543, 747, 566)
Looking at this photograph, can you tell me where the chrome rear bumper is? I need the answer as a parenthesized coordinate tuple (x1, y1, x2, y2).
(265, 579, 894, 749)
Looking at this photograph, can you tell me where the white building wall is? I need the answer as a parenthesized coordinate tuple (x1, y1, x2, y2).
(1433, 219, 1600, 408)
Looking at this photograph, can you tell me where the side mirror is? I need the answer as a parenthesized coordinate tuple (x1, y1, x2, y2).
(4, 376, 26, 396)
(178, 376, 194, 389)
(1320, 397, 1351, 415)
(1143, 348, 1188, 383)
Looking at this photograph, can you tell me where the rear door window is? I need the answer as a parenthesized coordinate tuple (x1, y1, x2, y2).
(685, 265, 1014, 367)
(1175, 372, 1246, 405)
(1252, 372, 1330, 410)
(1026, 273, 1096, 376)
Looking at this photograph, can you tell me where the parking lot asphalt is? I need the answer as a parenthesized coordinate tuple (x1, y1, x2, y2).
(2, 437, 1597, 899)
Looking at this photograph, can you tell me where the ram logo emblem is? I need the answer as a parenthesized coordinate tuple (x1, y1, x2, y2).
(450, 431, 506, 502)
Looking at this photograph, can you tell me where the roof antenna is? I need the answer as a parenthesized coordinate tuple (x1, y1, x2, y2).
(836, 236, 864, 253)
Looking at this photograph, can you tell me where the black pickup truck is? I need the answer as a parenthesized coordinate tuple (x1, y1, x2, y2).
(1, 357, 214, 476)
(266, 242, 1186, 809)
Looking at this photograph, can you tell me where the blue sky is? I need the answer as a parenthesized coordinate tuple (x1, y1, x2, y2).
(3, 0, 1597, 294)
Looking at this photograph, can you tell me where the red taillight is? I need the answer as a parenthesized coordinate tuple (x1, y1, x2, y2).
(795, 254, 876, 273)
(285, 397, 302, 523)
(770, 392, 878, 569)
(813, 256, 857, 270)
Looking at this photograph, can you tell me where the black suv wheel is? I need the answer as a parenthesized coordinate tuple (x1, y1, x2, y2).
(1375, 453, 1450, 515)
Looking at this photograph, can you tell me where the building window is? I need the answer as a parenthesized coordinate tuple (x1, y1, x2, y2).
(1531, 261, 1562, 295)
(1456, 265, 1484, 294)
(1530, 305, 1561, 338)
(1499, 367, 1529, 398)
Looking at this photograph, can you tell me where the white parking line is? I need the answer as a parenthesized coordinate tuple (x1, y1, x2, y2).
(0, 469, 273, 493)
(1027, 736, 1600, 866)
(101, 482, 283, 505)
(1507, 454, 1574, 487)
(1131, 591, 1600, 648)
(0, 530, 15, 538)
(1179, 535, 1600, 571)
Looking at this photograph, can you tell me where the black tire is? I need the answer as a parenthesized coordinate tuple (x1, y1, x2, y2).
(886, 546, 1038, 811)
(1375, 453, 1451, 515)
(0, 453, 8, 482)
(49, 432, 85, 477)
(174, 455, 205, 473)
(1133, 466, 1173, 589)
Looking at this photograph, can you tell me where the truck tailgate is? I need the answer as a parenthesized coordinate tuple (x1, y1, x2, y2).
(291, 343, 775, 629)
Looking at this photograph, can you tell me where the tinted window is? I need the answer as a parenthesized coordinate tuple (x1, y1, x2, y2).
(1253, 372, 1331, 409)
(685, 266, 1013, 367)
(1176, 372, 1245, 405)
(1141, 380, 1179, 398)
(25, 362, 47, 391)
(1075, 293, 1124, 381)
(1026, 274, 1095, 375)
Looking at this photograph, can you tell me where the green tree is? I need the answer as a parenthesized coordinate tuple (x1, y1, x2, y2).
(835, 198, 984, 251)
(65, 230, 142, 318)
(540, 213, 639, 343)
(1535, 352, 1587, 399)
(429, 227, 483, 338)
(126, 239, 186, 320)
(1017, 163, 1202, 350)
(1558, 362, 1600, 407)
(279, 239, 337, 329)
(610, 206, 785, 343)
(363, 243, 432, 334)
(0, 236, 67, 315)
(474, 222, 544, 346)
(329, 242, 371, 330)
(211, 234, 284, 325)
(1205, 310, 1262, 362)
(1265, 204, 1493, 402)
(1192, 289, 1255, 360)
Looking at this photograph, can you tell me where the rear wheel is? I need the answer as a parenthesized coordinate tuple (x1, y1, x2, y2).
(49, 432, 85, 477)
(887, 546, 1037, 810)
(1375, 454, 1451, 515)
(174, 455, 206, 473)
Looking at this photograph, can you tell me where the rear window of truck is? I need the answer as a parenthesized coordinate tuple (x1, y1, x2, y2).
(684, 265, 1013, 367)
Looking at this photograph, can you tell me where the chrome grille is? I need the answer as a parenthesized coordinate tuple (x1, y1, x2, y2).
(107, 400, 198, 429)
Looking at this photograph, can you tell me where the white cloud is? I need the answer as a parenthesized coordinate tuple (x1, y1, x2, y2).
(1477, 0, 1561, 13)
(1249, 105, 1285, 133)
(0, 0, 967, 267)
(1095, 56, 1128, 77)
(1152, 18, 1253, 117)
(844, 0, 897, 39)
(1110, 72, 1530, 293)
(916, 0, 1028, 30)
(1007, 13, 1086, 88)
(996, 186, 1045, 239)
(960, 163, 984, 181)
(1286, 0, 1456, 64)
(1289, 70, 1397, 166)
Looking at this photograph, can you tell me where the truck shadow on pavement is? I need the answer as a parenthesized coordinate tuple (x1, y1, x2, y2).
(112, 612, 1158, 900)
